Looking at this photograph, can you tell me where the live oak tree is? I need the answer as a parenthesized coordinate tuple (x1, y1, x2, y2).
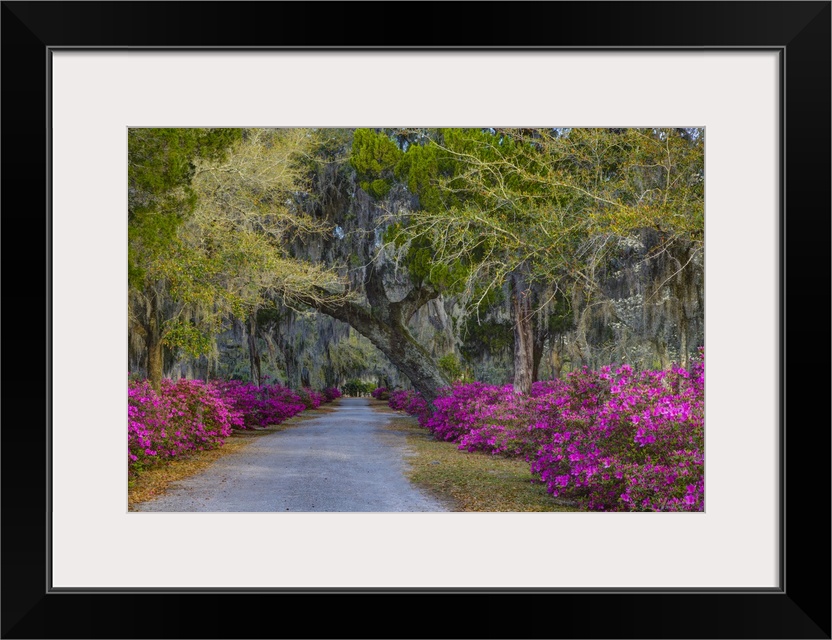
(128, 127, 241, 391)
(384, 127, 704, 392)
(129, 128, 351, 391)
(187, 128, 351, 386)
(383, 127, 590, 394)
(289, 129, 452, 403)
(189, 128, 450, 403)
(548, 128, 704, 369)
(129, 127, 703, 402)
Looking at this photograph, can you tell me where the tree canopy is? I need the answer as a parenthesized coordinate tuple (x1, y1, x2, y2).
(128, 127, 704, 398)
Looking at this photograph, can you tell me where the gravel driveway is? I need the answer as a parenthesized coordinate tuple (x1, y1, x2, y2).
(133, 397, 450, 512)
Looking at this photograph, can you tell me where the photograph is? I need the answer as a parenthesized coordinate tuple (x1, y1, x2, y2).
(2, 0, 828, 637)
(127, 127, 706, 515)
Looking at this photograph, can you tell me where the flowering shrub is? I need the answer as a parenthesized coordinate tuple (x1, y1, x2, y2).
(322, 387, 342, 402)
(529, 356, 704, 511)
(129, 349, 704, 512)
(387, 389, 431, 425)
(295, 388, 325, 409)
(427, 383, 511, 440)
(404, 393, 430, 425)
(214, 381, 307, 429)
(389, 350, 704, 512)
(388, 389, 415, 411)
(370, 387, 389, 400)
(129, 378, 312, 476)
(128, 378, 243, 476)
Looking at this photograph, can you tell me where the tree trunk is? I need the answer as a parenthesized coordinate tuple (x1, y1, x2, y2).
(511, 266, 534, 394)
(532, 311, 548, 383)
(281, 341, 300, 389)
(131, 285, 171, 393)
(678, 309, 689, 370)
(575, 306, 592, 369)
(198, 355, 210, 382)
(143, 292, 164, 393)
(653, 338, 670, 370)
(670, 240, 696, 370)
(384, 325, 449, 405)
(303, 261, 449, 406)
(247, 315, 262, 387)
(551, 339, 563, 379)
(323, 366, 336, 389)
(147, 326, 163, 393)
(314, 303, 449, 405)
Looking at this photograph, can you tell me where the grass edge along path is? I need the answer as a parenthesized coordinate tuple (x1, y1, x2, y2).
(127, 403, 338, 510)
(376, 401, 580, 512)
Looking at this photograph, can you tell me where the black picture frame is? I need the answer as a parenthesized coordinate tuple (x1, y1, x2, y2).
(2, 2, 829, 638)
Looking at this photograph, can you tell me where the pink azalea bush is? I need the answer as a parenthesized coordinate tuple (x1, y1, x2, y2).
(128, 378, 243, 476)
(129, 378, 317, 476)
(388, 389, 430, 424)
(296, 388, 325, 409)
(388, 350, 705, 512)
(213, 381, 307, 429)
(370, 387, 389, 400)
(528, 356, 704, 512)
(322, 387, 343, 402)
(426, 382, 517, 441)
(388, 389, 416, 411)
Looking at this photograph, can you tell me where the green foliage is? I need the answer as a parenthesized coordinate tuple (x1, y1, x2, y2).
(342, 379, 374, 396)
(544, 288, 575, 335)
(396, 128, 547, 212)
(437, 353, 465, 382)
(129, 128, 240, 199)
(350, 128, 403, 200)
(389, 128, 559, 308)
(471, 282, 505, 308)
(394, 141, 449, 210)
(127, 210, 182, 288)
(127, 127, 703, 398)
(326, 330, 392, 385)
(386, 223, 469, 291)
(551, 128, 705, 244)
(366, 178, 392, 199)
(128, 128, 242, 291)
(461, 317, 514, 361)
(408, 244, 467, 291)
(306, 128, 354, 163)
(255, 305, 286, 326)
(383, 127, 704, 334)
(162, 320, 214, 358)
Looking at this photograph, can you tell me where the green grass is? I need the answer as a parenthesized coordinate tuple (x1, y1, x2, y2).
(376, 403, 581, 512)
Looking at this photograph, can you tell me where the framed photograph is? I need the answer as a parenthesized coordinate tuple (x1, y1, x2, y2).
(3, 1, 829, 638)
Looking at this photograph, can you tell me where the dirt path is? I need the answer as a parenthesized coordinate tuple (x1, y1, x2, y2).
(132, 397, 449, 513)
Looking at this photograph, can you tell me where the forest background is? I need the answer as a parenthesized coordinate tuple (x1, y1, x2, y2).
(128, 127, 704, 396)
